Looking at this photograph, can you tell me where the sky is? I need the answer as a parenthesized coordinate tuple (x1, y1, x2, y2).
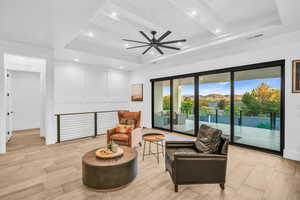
(163, 78, 280, 96)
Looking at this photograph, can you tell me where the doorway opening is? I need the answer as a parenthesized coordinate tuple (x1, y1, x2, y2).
(4, 54, 45, 152)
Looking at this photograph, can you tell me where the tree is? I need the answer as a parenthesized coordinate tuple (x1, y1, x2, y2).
(241, 92, 261, 115)
(241, 83, 280, 116)
(181, 101, 194, 115)
(163, 95, 170, 110)
(200, 99, 209, 107)
(218, 99, 229, 110)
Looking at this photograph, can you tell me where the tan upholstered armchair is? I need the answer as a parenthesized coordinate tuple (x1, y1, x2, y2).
(107, 111, 142, 147)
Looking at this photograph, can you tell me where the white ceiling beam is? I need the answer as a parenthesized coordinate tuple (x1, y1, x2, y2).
(167, 0, 229, 36)
(95, 1, 165, 34)
(66, 38, 141, 63)
(146, 24, 283, 64)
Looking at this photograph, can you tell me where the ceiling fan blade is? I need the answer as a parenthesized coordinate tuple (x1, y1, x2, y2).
(157, 30, 171, 42)
(139, 31, 152, 42)
(142, 46, 152, 54)
(154, 46, 164, 55)
(160, 39, 187, 45)
(159, 45, 180, 50)
(127, 45, 150, 49)
(122, 39, 149, 44)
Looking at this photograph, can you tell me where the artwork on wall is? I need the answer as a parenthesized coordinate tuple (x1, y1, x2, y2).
(292, 60, 300, 93)
(131, 84, 143, 101)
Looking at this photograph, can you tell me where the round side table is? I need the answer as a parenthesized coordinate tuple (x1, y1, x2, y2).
(142, 133, 165, 164)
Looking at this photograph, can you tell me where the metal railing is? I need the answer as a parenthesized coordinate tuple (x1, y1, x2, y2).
(55, 110, 125, 143)
(202, 109, 279, 130)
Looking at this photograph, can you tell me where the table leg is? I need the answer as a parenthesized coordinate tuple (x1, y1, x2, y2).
(161, 140, 164, 157)
(149, 142, 151, 155)
(156, 142, 159, 163)
(142, 140, 146, 161)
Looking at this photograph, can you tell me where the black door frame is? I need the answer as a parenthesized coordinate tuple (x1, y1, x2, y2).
(151, 60, 285, 155)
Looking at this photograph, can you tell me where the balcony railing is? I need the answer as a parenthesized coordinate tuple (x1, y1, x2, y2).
(55, 110, 125, 143)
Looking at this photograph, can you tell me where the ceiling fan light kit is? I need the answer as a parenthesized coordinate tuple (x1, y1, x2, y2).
(123, 30, 186, 55)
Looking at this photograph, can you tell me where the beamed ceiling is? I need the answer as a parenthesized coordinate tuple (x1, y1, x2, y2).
(0, 0, 300, 70)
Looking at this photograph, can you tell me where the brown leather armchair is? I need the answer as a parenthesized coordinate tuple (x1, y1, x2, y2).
(165, 126, 229, 192)
(107, 111, 142, 147)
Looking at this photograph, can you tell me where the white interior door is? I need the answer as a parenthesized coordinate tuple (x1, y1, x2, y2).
(5, 71, 12, 141)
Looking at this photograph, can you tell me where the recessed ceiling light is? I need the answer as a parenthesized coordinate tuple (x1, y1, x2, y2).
(74, 58, 79, 62)
(124, 43, 130, 48)
(176, 42, 182, 46)
(110, 11, 119, 20)
(86, 32, 94, 38)
(119, 66, 124, 69)
(188, 10, 197, 17)
(215, 28, 221, 34)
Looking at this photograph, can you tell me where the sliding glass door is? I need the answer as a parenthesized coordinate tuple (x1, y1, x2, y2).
(172, 77, 195, 135)
(233, 67, 282, 151)
(199, 73, 231, 140)
(152, 60, 284, 154)
(153, 80, 171, 129)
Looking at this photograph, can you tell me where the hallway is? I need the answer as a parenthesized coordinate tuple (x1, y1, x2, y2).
(7, 129, 44, 152)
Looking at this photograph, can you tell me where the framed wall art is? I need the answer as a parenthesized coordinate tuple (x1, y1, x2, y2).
(131, 84, 143, 101)
(292, 60, 300, 93)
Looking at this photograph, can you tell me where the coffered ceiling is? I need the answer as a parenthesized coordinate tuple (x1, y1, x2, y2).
(0, 0, 300, 70)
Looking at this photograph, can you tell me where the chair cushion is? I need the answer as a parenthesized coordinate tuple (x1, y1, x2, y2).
(116, 124, 133, 134)
(166, 147, 198, 161)
(111, 134, 129, 141)
(195, 124, 222, 154)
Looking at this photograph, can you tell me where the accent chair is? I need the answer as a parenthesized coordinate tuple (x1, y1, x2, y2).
(165, 124, 229, 192)
(107, 111, 142, 147)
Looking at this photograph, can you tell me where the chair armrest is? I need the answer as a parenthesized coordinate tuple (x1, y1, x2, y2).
(107, 128, 116, 136)
(131, 128, 143, 147)
(166, 141, 195, 148)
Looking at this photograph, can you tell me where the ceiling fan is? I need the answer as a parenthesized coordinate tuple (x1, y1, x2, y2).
(122, 30, 186, 55)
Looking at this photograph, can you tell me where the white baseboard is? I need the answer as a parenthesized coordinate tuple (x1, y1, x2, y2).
(283, 149, 300, 161)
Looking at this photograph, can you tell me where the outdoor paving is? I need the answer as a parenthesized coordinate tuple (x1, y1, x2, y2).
(174, 121, 280, 151)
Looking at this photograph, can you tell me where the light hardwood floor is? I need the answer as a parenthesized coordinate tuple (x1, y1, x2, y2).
(1, 129, 300, 200)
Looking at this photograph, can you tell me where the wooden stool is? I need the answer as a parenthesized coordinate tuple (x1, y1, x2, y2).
(142, 133, 165, 164)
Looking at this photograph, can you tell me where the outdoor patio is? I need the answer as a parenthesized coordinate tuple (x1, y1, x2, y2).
(174, 121, 280, 151)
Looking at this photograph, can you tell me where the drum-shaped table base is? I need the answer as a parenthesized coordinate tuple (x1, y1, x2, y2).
(82, 146, 138, 191)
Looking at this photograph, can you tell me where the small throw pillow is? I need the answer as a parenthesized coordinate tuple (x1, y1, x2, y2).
(119, 119, 127, 125)
(116, 124, 132, 134)
(126, 119, 135, 128)
(195, 124, 222, 154)
(119, 119, 135, 128)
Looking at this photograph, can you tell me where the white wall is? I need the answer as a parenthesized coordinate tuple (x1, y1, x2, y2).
(9, 70, 41, 131)
(54, 61, 130, 114)
(129, 31, 300, 161)
(0, 50, 5, 152)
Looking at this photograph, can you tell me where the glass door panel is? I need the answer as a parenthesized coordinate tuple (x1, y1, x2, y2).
(199, 73, 231, 139)
(233, 67, 281, 151)
(172, 77, 195, 135)
(153, 80, 171, 129)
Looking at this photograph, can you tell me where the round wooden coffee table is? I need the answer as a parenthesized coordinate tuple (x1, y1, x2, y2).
(82, 146, 138, 191)
(142, 133, 165, 164)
